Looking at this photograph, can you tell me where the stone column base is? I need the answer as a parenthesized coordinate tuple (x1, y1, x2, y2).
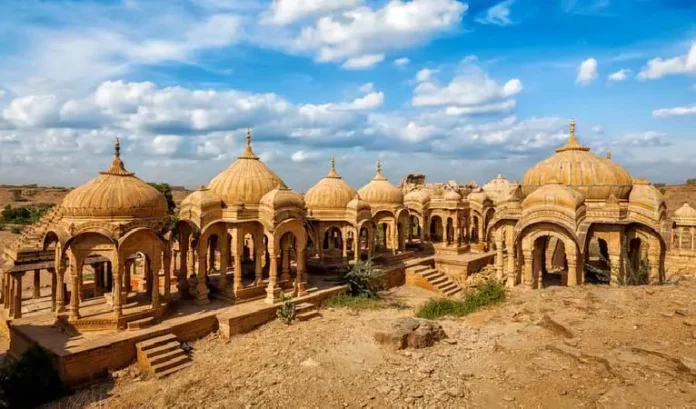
(265, 286, 281, 304)
(195, 296, 211, 306)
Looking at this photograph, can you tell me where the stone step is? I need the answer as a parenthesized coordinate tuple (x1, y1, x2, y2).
(445, 287, 463, 297)
(430, 276, 448, 286)
(152, 354, 190, 375)
(296, 310, 320, 322)
(141, 340, 181, 359)
(155, 361, 193, 379)
(149, 348, 187, 367)
(136, 333, 178, 352)
(127, 316, 155, 330)
(421, 270, 441, 279)
(295, 302, 316, 313)
(438, 282, 458, 291)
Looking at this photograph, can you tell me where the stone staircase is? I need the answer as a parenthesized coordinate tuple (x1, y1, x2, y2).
(412, 265, 463, 297)
(295, 302, 320, 322)
(10, 205, 64, 251)
(135, 333, 192, 379)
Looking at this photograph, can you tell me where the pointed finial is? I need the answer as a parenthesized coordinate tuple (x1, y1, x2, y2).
(115, 137, 121, 159)
(373, 159, 387, 180)
(239, 127, 259, 159)
(556, 118, 589, 153)
(326, 156, 339, 178)
(606, 149, 612, 160)
(377, 160, 382, 173)
(569, 119, 576, 137)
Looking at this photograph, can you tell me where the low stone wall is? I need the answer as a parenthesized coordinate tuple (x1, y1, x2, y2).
(665, 252, 696, 279)
(435, 253, 495, 280)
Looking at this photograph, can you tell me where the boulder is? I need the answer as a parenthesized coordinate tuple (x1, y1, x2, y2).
(374, 318, 447, 350)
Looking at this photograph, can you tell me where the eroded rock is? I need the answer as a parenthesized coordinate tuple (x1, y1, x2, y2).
(374, 318, 447, 350)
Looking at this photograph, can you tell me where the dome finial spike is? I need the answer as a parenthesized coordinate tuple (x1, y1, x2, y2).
(326, 156, 339, 178)
(246, 128, 252, 147)
(331, 156, 335, 171)
(115, 137, 121, 159)
(377, 160, 382, 174)
(606, 149, 612, 160)
(570, 119, 576, 137)
(239, 127, 259, 159)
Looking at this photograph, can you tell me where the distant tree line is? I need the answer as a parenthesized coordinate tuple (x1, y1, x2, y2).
(1, 204, 54, 225)
(687, 178, 696, 185)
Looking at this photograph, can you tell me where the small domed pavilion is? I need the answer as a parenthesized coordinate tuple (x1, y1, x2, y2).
(304, 158, 374, 265)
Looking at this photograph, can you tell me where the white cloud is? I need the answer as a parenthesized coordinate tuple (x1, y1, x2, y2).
(416, 68, 438, 82)
(614, 132, 671, 147)
(652, 105, 696, 118)
(343, 92, 384, 110)
(576, 58, 598, 85)
(290, 0, 466, 68)
(393, 57, 410, 67)
(341, 54, 385, 70)
(3, 95, 60, 127)
(359, 82, 375, 94)
(151, 134, 182, 155)
(476, 0, 515, 26)
(263, 0, 362, 25)
(608, 68, 630, 82)
(638, 43, 696, 80)
(412, 59, 522, 114)
(291, 150, 321, 163)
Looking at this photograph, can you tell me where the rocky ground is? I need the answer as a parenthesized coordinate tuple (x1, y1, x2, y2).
(50, 279, 696, 409)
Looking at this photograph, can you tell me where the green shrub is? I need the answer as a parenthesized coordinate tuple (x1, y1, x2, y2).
(276, 291, 295, 325)
(10, 227, 21, 235)
(0, 345, 66, 408)
(1, 203, 54, 225)
(415, 281, 506, 319)
(343, 260, 383, 298)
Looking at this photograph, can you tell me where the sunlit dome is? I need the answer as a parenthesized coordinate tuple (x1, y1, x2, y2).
(357, 161, 404, 206)
(304, 158, 357, 210)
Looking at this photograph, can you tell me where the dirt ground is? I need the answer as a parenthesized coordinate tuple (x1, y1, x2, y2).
(50, 279, 696, 409)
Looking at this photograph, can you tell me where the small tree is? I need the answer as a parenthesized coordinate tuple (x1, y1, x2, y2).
(686, 178, 696, 185)
(344, 260, 384, 298)
(276, 291, 296, 325)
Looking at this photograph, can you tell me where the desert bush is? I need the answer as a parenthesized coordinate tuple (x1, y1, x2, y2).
(343, 260, 384, 298)
(415, 281, 506, 319)
(686, 178, 696, 185)
(10, 227, 21, 235)
(276, 291, 295, 325)
(10, 190, 26, 202)
(0, 344, 66, 408)
(1, 204, 54, 225)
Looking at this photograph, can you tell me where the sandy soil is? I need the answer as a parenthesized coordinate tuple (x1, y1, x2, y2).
(51, 279, 696, 409)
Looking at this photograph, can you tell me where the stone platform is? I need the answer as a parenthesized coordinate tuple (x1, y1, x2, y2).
(2, 277, 348, 388)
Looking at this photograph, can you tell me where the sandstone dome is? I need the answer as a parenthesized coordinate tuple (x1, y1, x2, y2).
(444, 190, 462, 201)
(522, 180, 585, 211)
(304, 158, 357, 210)
(61, 139, 168, 219)
(260, 182, 305, 211)
(521, 121, 632, 201)
(208, 130, 283, 208)
(404, 189, 431, 206)
(358, 161, 404, 206)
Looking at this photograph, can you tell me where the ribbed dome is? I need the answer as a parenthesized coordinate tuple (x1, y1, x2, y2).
(482, 174, 517, 202)
(522, 121, 633, 201)
(260, 182, 305, 210)
(208, 130, 283, 207)
(674, 203, 696, 218)
(444, 190, 462, 201)
(61, 139, 168, 219)
(357, 161, 404, 206)
(467, 188, 489, 204)
(522, 181, 585, 211)
(404, 189, 431, 205)
(305, 158, 357, 210)
(181, 186, 222, 210)
(629, 178, 664, 212)
(347, 194, 371, 212)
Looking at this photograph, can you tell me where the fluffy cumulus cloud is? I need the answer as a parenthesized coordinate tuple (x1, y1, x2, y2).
(613, 132, 671, 147)
(608, 68, 630, 82)
(263, 0, 362, 25)
(393, 57, 410, 67)
(576, 58, 598, 85)
(288, 0, 467, 68)
(412, 57, 522, 115)
(638, 43, 696, 80)
(652, 105, 696, 118)
(476, 0, 515, 26)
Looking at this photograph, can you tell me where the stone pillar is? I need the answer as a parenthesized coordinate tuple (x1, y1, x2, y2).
(55, 265, 65, 313)
(163, 247, 172, 299)
(219, 233, 230, 290)
(367, 228, 375, 259)
(196, 245, 209, 305)
(523, 250, 534, 289)
(567, 256, 578, 287)
(341, 232, 348, 259)
(254, 239, 263, 286)
(69, 266, 80, 321)
(8, 277, 15, 317)
(32, 269, 40, 299)
(113, 260, 123, 317)
(234, 228, 244, 293)
(265, 246, 281, 304)
(281, 238, 291, 282)
(648, 248, 661, 284)
(151, 264, 160, 309)
(178, 239, 190, 298)
(609, 251, 622, 287)
(354, 232, 361, 262)
(507, 248, 516, 288)
(495, 234, 504, 281)
(13, 275, 22, 319)
(296, 247, 308, 296)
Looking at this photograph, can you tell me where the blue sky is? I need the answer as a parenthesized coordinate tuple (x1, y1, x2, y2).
(0, 0, 695, 191)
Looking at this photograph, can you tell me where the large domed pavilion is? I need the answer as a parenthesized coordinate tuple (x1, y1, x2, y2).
(487, 120, 667, 288)
(177, 130, 308, 305)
